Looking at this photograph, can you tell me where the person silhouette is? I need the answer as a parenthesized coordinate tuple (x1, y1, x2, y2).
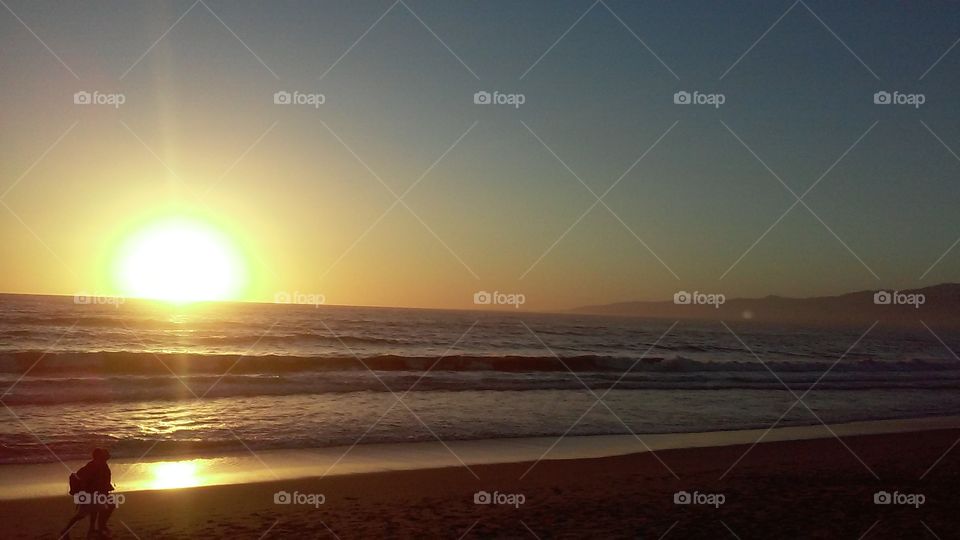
(59, 448, 116, 539)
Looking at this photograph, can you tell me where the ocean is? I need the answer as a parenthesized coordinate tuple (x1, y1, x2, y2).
(1, 294, 959, 464)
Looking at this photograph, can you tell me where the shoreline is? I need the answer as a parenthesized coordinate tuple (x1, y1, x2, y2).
(4, 423, 960, 538)
(4, 415, 959, 500)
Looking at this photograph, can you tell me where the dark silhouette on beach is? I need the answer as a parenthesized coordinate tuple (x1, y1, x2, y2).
(60, 448, 116, 539)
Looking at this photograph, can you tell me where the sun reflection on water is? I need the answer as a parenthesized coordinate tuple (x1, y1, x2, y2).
(147, 461, 202, 489)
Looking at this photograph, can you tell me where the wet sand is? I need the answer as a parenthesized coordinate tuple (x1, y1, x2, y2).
(5, 426, 960, 538)
(6, 416, 958, 500)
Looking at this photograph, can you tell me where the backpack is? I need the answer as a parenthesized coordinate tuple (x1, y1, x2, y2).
(68, 463, 92, 495)
(68, 472, 83, 495)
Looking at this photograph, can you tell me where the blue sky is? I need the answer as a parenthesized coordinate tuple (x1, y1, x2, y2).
(1, 1, 959, 309)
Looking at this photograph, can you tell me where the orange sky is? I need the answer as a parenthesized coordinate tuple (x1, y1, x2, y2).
(2, 1, 959, 311)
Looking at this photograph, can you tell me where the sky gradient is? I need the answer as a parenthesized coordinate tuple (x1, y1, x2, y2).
(1, 0, 959, 310)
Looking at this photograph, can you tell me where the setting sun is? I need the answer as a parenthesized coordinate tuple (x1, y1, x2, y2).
(114, 217, 246, 303)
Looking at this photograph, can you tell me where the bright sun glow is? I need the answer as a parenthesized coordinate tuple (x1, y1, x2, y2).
(115, 217, 246, 303)
(148, 461, 201, 489)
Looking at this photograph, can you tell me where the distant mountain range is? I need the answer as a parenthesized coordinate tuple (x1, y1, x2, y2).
(572, 283, 960, 328)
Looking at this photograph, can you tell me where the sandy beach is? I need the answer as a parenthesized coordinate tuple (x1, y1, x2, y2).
(5, 424, 958, 539)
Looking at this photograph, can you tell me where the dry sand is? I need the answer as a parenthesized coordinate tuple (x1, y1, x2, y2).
(5, 428, 960, 539)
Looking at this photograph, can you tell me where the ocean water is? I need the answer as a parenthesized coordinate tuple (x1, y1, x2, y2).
(1, 294, 959, 464)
